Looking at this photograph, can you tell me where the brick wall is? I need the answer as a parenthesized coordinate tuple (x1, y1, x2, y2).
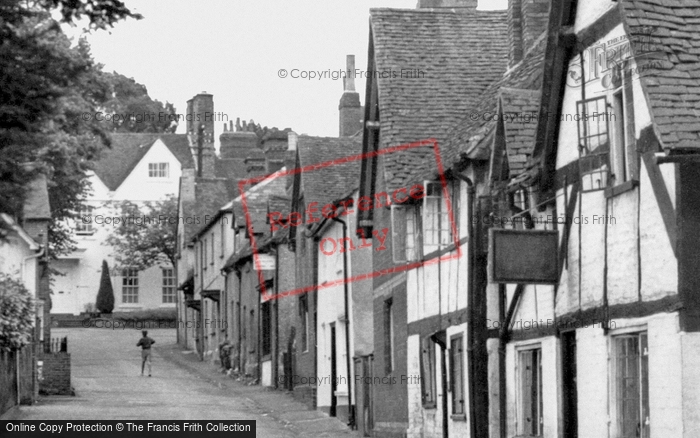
(39, 352, 71, 395)
(274, 244, 297, 391)
(372, 281, 408, 437)
(292, 220, 318, 408)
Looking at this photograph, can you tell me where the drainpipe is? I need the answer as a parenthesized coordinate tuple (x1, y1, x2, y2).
(330, 216, 355, 429)
(453, 172, 477, 438)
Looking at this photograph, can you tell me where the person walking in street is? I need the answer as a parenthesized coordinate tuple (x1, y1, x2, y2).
(136, 330, 155, 376)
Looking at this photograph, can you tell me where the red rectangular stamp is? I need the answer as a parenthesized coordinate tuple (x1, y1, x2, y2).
(239, 138, 461, 300)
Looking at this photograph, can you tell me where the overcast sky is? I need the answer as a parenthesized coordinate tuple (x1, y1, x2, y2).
(76, 0, 506, 139)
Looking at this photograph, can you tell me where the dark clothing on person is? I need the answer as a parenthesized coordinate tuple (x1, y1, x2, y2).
(137, 336, 155, 349)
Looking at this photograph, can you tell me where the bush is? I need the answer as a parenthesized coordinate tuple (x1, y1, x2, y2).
(0, 273, 34, 350)
(95, 260, 114, 313)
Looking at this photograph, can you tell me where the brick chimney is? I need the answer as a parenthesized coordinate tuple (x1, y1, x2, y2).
(339, 55, 363, 137)
(508, 0, 549, 67)
(417, 0, 477, 8)
(187, 92, 216, 177)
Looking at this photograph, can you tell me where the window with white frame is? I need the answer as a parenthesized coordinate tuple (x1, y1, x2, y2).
(161, 268, 176, 303)
(612, 332, 649, 438)
(75, 204, 95, 235)
(517, 347, 543, 436)
(220, 220, 225, 257)
(384, 298, 394, 375)
(420, 336, 437, 408)
(391, 180, 458, 263)
(450, 334, 465, 416)
(577, 96, 611, 191)
(122, 268, 139, 304)
(148, 162, 169, 178)
(609, 61, 638, 186)
(299, 294, 309, 352)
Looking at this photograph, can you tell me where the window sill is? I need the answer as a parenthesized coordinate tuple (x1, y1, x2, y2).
(422, 402, 437, 410)
(450, 414, 466, 422)
(604, 179, 638, 198)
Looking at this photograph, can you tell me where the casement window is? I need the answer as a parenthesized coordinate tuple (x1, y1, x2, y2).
(220, 220, 225, 257)
(517, 347, 543, 436)
(391, 180, 459, 263)
(242, 306, 247, 340)
(577, 96, 611, 191)
(194, 244, 199, 278)
(384, 298, 394, 375)
(450, 335, 465, 416)
(420, 336, 437, 408)
(609, 62, 638, 186)
(261, 301, 271, 356)
(249, 309, 255, 352)
(148, 162, 169, 178)
(299, 294, 309, 352)
(122, 268, 139, 304)
(391, 204, 418, 263)
(75, 204, 95, 235)
(210, 234, 214, 265)
(423, 181, 456, 255)
(161, 268, 176, 303)
(612, 332, 649, 438)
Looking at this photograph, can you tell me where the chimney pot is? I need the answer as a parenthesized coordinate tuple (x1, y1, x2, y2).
(344, 55, 356, 93)
(288, 132, 298, 151)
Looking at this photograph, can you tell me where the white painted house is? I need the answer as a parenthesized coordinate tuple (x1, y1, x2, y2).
(51, 133, 193, 315)
(486, 1, 700, 437)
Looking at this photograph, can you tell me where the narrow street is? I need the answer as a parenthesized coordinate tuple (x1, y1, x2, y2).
(4, 328, 358, 438)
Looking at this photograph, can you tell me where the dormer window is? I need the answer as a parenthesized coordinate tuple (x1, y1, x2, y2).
(148, 162, 169, 178)
(391, 180, 459, 263)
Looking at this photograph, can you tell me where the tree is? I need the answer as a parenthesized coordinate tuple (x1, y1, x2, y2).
(100, 72, 178, 133)
(96, 260, 114, 313)
(0, 273, 35, 351)
(105, 195, 178, 271)
(0, 0, 141, 256)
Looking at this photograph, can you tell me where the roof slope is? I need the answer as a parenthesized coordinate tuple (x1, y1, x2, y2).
(369, 8, 509, 190)
(500, 88, 541, 177)
(440, 32, 547, 178)
(620, 0, 700, 150)
(92, 133, 194, 191)
(296, 135, 362, 206)
(183, 178, 237, 243)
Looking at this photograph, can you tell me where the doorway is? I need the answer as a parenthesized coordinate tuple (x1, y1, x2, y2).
(330, 323, 337, 417)
(561, 331, 578, 438)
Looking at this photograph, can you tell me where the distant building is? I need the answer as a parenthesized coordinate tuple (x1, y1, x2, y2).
(51, 132, 193, 315)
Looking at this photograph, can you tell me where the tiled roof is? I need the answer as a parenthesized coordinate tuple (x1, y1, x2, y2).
(620, 0, 700, 150)
(369, 8, 509, 191)
(268, 195, 291, 218)
(296, 135, 362, 206)
(92, 133, 194, 191)
(184, 178, 237, 242)
(440, 32, 547, 178)
(500, 88, 541, 177)
(215, 158, 248, 182)
(232, 172, 289, 236)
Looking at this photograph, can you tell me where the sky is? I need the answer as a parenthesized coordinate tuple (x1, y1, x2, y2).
(74, 0, 507, 139)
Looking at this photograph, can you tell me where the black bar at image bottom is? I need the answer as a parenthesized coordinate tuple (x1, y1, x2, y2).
(2, 421, 256, 438)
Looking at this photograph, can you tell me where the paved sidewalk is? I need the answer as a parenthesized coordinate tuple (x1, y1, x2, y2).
(157, 343, 362, 438)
